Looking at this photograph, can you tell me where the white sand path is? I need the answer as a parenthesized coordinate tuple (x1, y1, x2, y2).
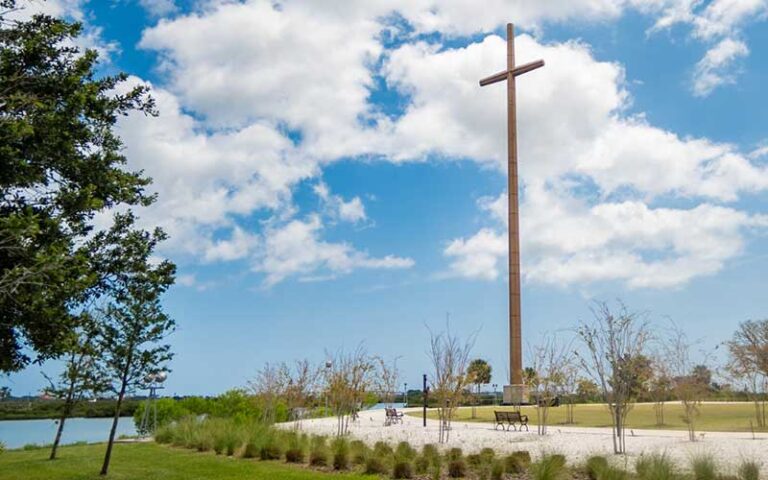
(289, 408, 768, 471)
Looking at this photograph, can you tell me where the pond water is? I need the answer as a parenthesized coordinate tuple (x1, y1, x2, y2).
(0, 417, 137, 449)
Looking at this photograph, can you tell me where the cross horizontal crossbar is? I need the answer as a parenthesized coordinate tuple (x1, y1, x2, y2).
(479, 59, 545, 87)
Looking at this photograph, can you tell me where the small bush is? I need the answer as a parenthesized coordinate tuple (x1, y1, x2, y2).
(393, 460, 414, 479)
(505, 450, 532, 473)
(0, 442, 5, 456)
(415, 455, 431, 474)
(587, 456, 610, 480)
(691, 454, 718, 480)
(422, 443, 439, 461)
(260, 443, 282, 460)
(285, 447, 305, 463)
(737, 460, 760, 480)
(467, 453, 483, 469)
(491, 460, 505, 480)
(350, 440, 368, 465)
(22, 444, 43, 450)
(396, 441, 417, 461)
(154, 425, 174, 444)
(480, 447, 496, 462)
(636, 453, 676, 480)
(448, 447, 464, 462)
(449, 459, 467, 478)
(309, 437, 328, 467)
(332, 438, 350, 470)
(374, 441, 394, 457)
(241, 441, 259, 459)
(531, 454, 567, 480)
(365, 455, 389, 475)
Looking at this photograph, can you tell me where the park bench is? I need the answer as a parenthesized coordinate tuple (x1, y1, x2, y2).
(384, 407, 404, 426)
(494, 410, 529, 431)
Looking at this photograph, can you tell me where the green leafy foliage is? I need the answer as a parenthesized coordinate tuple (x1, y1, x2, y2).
(0, 0, 159, 373)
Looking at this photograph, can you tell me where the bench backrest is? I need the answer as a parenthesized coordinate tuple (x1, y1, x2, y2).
(494, 410, 522, 421)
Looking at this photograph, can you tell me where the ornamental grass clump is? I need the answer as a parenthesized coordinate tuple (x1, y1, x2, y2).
(505, 450, 532, 474)
(691, 454, 718, 480)
(586, 455, 610, 480)
(531, 453, 567, 480)
(635, 453, 677, 480)
(448, 458, 467, 478)
(309, 436, 329, 467)
(350, 440, 369, 466)
(737, 460, 760, 480)
(396, 441, 417, 461)
(258, 432, 283, 461)
(284, 434, 307, 464)
(491, 460, 505, 480)
(393, 459, 414, 479)
(332, 438, 350, 470)
(365, 455, 389, 475)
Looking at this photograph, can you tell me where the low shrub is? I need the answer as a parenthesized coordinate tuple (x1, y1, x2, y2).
(422, 443, 439, 461)
(467, 453, 483, 469)
(506, 451, 531, 473)
(531, 454, 567, 480)
(447, 447, 464, 462)
(691, 454, 718, 480)
(374, 441, 394, 457)
(396, 441, 417, 461)
(241, 441, 259, 459)
(332, 438, 350, 470)
(491, 460, 505, 480)
(737, 460, 760, 480)
(285, 447, 304, 463)
(350, 440, 368, 465)
(309, 437, 328, 467)
(259, 442, 282, 460)
(480, 447, 496, 462)
(154, 425, 174, 444)
(393, 460, 414, 479)
(636, 453, 676, 480)
(415, 455, 431, 474)
(586, 455, 609, 480)
(365, 455, 389, 475)
(448, 459, 467, 478)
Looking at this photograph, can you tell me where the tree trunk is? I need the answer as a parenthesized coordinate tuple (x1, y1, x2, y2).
(101, 374, 128, 475)
(50, 375, 78, 460)
(49, 415, 67, 460)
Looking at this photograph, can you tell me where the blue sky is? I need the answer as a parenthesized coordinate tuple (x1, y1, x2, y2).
(6, 0, 768, 397)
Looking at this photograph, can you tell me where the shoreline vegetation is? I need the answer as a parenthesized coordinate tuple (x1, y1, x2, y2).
(0, 399, 140, 421)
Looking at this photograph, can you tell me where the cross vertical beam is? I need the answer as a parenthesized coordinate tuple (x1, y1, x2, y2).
(479, 23, 544, 404)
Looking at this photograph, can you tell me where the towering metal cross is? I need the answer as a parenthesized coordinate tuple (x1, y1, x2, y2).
(479, 23, 544, 405)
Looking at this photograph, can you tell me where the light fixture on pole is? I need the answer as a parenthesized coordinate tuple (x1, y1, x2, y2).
(139, 371, 167, 436)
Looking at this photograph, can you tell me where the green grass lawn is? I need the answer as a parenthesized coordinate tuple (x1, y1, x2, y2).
(410, 402, 768, 432)
(0, 442, 375, 480)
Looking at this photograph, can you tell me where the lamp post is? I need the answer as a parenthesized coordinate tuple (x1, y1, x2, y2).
(139, 371, 167, 436)
(404, 382, 408, 406)
(324, 361, 332, 413)
(492, 384, 498, 405)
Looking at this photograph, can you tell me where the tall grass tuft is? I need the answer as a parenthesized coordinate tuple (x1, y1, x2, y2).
(531, 453, 567, 480)
(635, 453, 677, 480)
(309, 436, 328, 467)
(332, 438, 350, 470)
(506, 450, 532, 473)
(491, 460, 505, 480)
(737, 460, 760, 480)
(393, 459, 414, 479)
(586, 455, 609, 480)
(690, 454, 718, 480)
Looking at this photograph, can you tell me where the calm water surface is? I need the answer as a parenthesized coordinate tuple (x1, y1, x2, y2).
(0, 417, 136, 449)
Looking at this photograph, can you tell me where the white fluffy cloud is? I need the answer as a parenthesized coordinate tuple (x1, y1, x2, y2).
(138, 0, 177, 17)
(253, 215, 413, 286)
(402, 34, 768, 287)
(692, 38, 749, 96)
(116, 0, 767, 288)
